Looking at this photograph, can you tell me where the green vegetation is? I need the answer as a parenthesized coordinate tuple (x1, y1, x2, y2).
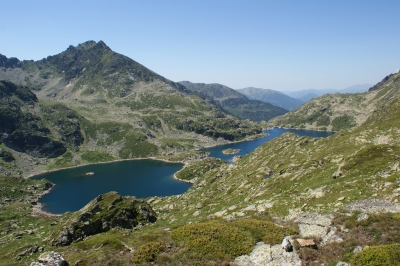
(133, 242, 164, 263)
(232, 219, 298, 245)
(119, 133, 159, 158)
(171, 221, 254, 260)
(80, 150, 115, 163)
(331, 114, 357, 131)
(48, 151, 74, 169)
(170, 218, 297, 261)
(341, 145, 399, 175)
(350, 245, 400, 266)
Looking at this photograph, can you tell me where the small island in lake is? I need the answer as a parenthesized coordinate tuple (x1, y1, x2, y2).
(222, 148, 241, 155)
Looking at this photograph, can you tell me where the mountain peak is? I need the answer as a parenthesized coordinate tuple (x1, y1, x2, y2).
(74, 40, 110, 52)
(95, 40, 110, 50)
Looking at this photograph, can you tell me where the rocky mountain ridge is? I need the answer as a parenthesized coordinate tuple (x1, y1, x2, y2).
(179, 81, 287, 122)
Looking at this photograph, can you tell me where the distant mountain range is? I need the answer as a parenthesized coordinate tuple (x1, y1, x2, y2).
(179, 81, 287, 122)
(283, 84, 372, 102)
(237, 87, 304, 111)
(267, 81, 390, 131)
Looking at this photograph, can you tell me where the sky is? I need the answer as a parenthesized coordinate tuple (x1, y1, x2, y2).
(1, 0, 400, 91)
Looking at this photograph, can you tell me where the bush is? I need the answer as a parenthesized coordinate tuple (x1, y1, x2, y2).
(350, 244, 400, 266)
(171, 221, 254, 260)
(133, 241, 164, 263)
(232, 219, 298, 245)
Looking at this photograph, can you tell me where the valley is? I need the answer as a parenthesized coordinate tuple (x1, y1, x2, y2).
(1, 41, 400, 265)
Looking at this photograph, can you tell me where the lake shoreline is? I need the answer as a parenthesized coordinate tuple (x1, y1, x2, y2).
(28, 157, 191, 216)
(26, 157, 185, 179)
(194, 132, 268, 150)
(31, 183, 62, 217)
(27, 132, 269, 180)
(265, 126, 335, 133)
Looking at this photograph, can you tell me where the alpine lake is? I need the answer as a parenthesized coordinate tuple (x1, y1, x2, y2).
(32, 128, 334, 214)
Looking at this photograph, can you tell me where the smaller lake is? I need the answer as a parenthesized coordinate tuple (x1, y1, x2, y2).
(32, 160, 189, 214)
(201, 128, 334, 162)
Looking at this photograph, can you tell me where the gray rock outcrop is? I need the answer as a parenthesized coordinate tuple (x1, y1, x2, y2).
(30, 251, 69, 266)
(343, 198, 400, 214)
(294, 213, 343, 246)
(52, 192, 157, 246)
(235, 242, 301, 266)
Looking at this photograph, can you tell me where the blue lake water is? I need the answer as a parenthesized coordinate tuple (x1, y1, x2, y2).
(32, 160, 187, 214)
(201, 128, 334, 162)
(32, 128, 334, 214)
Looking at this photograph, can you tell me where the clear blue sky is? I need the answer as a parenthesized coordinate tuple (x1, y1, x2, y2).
(2, 0, 400, 91)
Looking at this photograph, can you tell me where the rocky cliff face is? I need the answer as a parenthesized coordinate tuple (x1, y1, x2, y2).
(0, 81, 67, 158)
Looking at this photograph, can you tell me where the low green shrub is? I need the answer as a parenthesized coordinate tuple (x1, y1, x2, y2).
(232, 219, 298, 244)
(133, 241, 164, 263)
(350, 244, 400, 266)
(171, 221, 254, 260)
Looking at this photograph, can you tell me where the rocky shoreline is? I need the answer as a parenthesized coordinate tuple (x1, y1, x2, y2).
(30, 182, 61, 218)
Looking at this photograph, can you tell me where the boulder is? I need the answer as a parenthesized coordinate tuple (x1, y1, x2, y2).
(30, 251, 69, 266)
(52, 192, 157, 246)
(294, 213, 332, 238)
(336, 262, 350, 266)
(281, 236, 293, 252)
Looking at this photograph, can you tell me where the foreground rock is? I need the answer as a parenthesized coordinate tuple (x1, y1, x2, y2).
(30, 251, 69, 266)
(294, 212, 343, 246)
(235, 241, 301, 266)
(52, 191, 157, 246)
